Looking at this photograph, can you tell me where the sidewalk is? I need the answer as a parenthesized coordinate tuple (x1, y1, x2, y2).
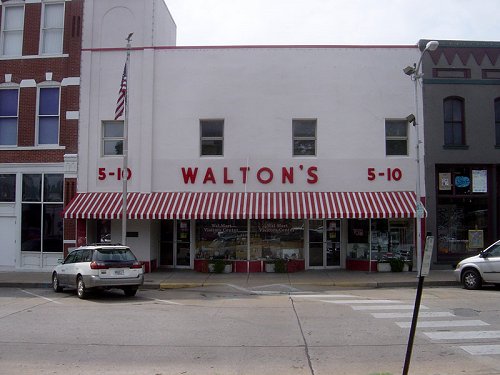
(0, 268, 459, 290)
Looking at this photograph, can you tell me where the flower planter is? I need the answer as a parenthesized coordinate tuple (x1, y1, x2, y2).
(377, 262, 391, 272)
(265, 263, 275, 273)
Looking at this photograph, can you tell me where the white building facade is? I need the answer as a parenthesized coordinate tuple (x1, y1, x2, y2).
(65, 0, 423, 272)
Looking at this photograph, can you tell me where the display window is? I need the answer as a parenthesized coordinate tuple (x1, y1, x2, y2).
(195, 220, 247, 260)
(347, 219, 413, 262)
(250, 219, 304, 260)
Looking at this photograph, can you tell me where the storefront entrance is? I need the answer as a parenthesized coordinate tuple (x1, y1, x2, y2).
(160, 220, 191, 268)
(308, 220, 341, 268)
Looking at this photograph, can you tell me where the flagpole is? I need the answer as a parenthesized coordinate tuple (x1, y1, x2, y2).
(121, 33, 133, 246)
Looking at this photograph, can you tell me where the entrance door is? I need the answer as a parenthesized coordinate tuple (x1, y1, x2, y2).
(309, 220, 341, 268)
(160, 220, 191, 268)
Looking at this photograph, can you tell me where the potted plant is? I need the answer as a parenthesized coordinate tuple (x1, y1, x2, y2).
(209, 259, 232, 273)
(274, 258, 287, 273)
(389, 257, 405, 272)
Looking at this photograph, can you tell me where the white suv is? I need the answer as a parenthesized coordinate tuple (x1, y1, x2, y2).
(454, 240, 500, 290)
(52, 244, 144, 298)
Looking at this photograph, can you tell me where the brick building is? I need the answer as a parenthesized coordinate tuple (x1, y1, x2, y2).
(0, 0, 82, 269)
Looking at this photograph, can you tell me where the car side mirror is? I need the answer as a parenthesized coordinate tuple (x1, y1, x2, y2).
(479, 252, 488, 258)
(57, 258, 64, 264)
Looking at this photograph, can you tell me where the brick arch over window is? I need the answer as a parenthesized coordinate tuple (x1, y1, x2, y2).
(443, 96, 465, 146)
(495, 98, 500, 147)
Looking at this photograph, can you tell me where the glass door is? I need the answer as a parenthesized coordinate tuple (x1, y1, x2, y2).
(160, 220, 191, 268)
(309, 220, 341, 268)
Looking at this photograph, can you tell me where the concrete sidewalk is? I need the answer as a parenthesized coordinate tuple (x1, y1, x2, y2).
(0, 268, 459, 290)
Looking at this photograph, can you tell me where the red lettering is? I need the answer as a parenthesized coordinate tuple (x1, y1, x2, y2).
(240, 167, 250, 184)
(223, 167, 234, 184)
(257, 167, 273, 184)
(203, 168, 216, 184)
(181, 168, 198, 184)
(307, 166, 318, 184)
(282, 167, 294, 184)
(98, 168, 106, 181)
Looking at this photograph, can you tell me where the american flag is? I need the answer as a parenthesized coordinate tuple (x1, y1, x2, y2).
(115, 63, 127, 120)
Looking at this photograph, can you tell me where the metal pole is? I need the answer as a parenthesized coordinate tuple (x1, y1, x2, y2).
(402, 274, 425, 375)
(121, 34, 132, 246)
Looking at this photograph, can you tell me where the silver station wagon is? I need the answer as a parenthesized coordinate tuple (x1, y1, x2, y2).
(454, 240, 500, 290)
(52, 245, 144, 298)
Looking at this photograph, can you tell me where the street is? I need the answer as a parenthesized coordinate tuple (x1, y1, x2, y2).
(1, 285, 500, 375)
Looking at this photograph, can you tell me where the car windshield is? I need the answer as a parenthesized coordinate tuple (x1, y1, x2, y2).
(95, 248, 137, 262)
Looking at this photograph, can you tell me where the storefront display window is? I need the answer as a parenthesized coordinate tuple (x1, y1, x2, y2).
(195, 220, 247, 260)
(348, 219, 413, 261)
(250, 220, 304, 260)
(436, 165, 490, 263)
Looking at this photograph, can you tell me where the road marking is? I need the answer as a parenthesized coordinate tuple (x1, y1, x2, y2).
(460, 345, 500, 355)
(352, 304, 428, 311)
(292, 294, 357, 298)
(323, 299, 401, 304)
(150, 298, 182, 305)
(397, 320, 489, 328)
(372, 311, 455, 319)
(21, 289, 62, 304)
(424, 330, 500, 340)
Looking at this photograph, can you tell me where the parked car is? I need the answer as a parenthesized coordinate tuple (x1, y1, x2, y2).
(52, 244, 144, 298)
(454, 240, 500, 290)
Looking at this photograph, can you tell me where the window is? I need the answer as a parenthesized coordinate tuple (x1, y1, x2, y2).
(41, 2, 64, 55)
(443, 97, 465, 146)
(293, 119, 316, 156)
(0, 174, 16, 202)
(200, 120, 223, 156)
(38, 87, 60, 145)
(0, 88, 18, 145)
(102, 121, 124, 156)
(21, 174, 63, 252)
(495, 98, 500, 146)
(1, 5, 24, 56)
(385, 119, 408, 156)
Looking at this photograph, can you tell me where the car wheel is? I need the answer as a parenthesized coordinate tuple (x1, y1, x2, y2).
(462, 269, 482, 290)
(77, 276, 88, 299)
(123, 288, 138, 297)
(52, 273, 63, 293)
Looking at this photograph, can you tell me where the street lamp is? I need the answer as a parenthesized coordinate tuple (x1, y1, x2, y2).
(403, 40, 439, 275)
(401, 40, 438, 375)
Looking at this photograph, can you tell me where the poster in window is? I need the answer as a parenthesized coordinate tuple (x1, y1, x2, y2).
(472, 170, 487, 193)
(439, 173, 452, 191)
(468, 230, 484, 249)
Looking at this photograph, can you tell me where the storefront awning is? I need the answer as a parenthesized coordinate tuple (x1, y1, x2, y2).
(63, 191, 420, 220)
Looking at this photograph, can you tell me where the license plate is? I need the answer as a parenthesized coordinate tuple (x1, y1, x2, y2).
(114, 269, 125, 276)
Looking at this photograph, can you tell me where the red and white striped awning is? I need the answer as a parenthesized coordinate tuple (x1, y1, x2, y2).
(64, 191, 420, 220)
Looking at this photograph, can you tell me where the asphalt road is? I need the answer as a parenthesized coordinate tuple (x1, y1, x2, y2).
(1, 284, 500, 375)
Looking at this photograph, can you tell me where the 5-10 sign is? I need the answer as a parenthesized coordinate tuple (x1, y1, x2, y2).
(98, 167, 132, 181)
(367, 167, 402, 182)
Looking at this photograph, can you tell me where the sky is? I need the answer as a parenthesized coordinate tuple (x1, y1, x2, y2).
(162, 0, 500, 46)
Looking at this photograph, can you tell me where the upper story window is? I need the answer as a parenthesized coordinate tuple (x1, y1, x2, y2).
(200, 120, 224, 156)
(41, 2, 64, 55)
(38, 87, 60, 145)
(385, 119, 408, 156)
(0, 174, 16, 202)
(102, 121, 123, 156)
(495, 98, 500, 147)
(293, 119, 316, 156)
(1, 5, 24, 57)
(0, 88, 19, 146)
(443, 97, 466, 147)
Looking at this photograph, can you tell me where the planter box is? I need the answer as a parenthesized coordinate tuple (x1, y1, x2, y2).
(377, 262, 391, 272)
(265, 263, 275, 272)
(208, 263, 232, 273)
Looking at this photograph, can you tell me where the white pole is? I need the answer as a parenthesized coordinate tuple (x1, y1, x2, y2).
(121, 33, 132, 246)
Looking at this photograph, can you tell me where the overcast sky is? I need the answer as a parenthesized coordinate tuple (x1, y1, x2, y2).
(162, 0, 500, 46)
